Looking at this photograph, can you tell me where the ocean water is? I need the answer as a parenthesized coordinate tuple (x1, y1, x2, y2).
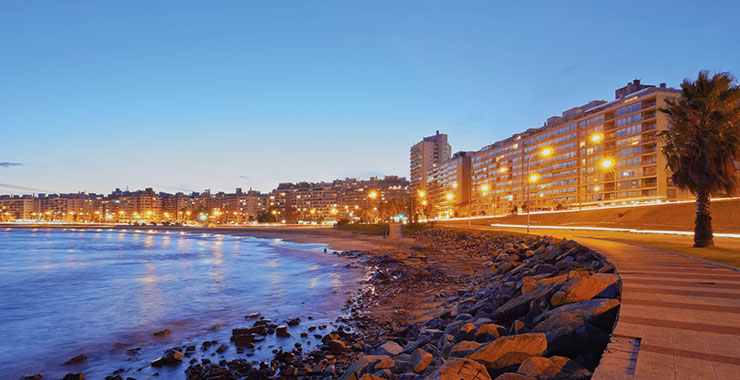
(0, 228, 363, 379)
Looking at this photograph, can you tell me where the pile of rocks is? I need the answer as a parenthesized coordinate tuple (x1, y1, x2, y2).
(340, 229, 621, 380)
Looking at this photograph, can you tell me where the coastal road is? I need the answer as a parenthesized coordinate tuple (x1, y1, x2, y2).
(443, 223, 740, 380)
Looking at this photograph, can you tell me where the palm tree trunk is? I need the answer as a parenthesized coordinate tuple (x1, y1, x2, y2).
(693, 191, 714, 247)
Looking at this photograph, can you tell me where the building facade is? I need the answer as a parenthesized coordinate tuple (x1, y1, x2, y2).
(466, 80, 691, 216)
(425, 152, 473, 218)
(410, 131, 452, 192)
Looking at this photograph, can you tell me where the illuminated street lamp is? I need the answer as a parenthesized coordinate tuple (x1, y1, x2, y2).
(599, 158, 617, 201)
(526, 173, 541, 233)
(523, 147, 552, 233)
(368, 191, 378, 222)
(578, 133, 606, 210)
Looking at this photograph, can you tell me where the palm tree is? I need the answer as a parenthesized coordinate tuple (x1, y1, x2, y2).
(659, 71, 740, 247)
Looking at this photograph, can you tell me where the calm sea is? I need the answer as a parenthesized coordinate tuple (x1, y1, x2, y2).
(0, 228, 362, 379)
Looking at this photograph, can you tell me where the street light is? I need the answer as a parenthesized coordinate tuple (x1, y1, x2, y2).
(368, 191, 378, 222)
(445, 192, 454, 219)
(578, 133, 605, 210)
(526, 173, 541, 233)
(599, 158, 617, 201)
(524, 147, 552, 233)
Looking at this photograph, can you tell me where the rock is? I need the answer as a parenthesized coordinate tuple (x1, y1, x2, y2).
(328, 339, 346, 355)
(359, 375, 383, 380)
(467, 333, 547, 371)
(516, 356, 591, 379)
(509, 320, 526, 335)
(62, 374, 84, 380)
(153, 329, 170, 337)
(449, 341, 482, 357)
(20, 375, 42, 380)
(454, 322, 477, 342)
(64, 354, 87, 365)
(233, 334, 255, 348)
(425, 358, 492, 380)
(287, 317, 301, 326)
(410, 348, 433, 373)
(550, 273, 619, 306)
(531, 313, 610, 364)
(475, 323, 506, 343)
(535, 298, 620, 329)
(245, 312, 261, 319)
(374, 341, 403, 356)
(216, 344, 229, 353)
(495, 373, 536, 380)
(339, 355, 393, 380)
(374, 356, 396, 370)
(151, 349, 183, 367)
(276, 325, 291, 337)
(493, 282, 561, 322)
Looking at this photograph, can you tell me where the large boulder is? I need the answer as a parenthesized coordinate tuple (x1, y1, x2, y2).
(410, 348, 433, 373)
(534, 298, 620, 331)
(531, 309, 610, 362)
(374, 341, 403, 356)
(475, 323, 507, 343)
(467, 333, 547, 372)
(449, 341, 482, 357)
(550, 273, 619, 306)
(425, 358, 492, 380)
(516, 356, 591, 379)
(455, 322, 478, 342)
(493, 283, 561, 322)
(340, 355, 394, 380)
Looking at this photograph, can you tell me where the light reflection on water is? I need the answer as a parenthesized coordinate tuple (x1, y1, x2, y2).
(0, 228, 361, 379)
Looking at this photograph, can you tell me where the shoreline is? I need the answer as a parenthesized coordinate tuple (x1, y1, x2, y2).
(0, 223, 418, 253)
(5, 227, 376, 380)
(7, 225, 622, 380)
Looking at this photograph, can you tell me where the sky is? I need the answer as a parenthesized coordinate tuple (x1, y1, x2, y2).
(1, 0, 738, 195)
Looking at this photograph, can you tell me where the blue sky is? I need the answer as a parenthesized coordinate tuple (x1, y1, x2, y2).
(1, 0, 738, 195)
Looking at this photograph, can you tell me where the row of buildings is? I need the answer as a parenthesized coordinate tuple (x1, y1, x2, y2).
(410, 79, 704, 219)
(0, 176, 410, 224)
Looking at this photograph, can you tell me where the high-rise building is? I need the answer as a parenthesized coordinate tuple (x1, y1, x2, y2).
(466, 80, 693, 216)
(410, 131, 452, 192)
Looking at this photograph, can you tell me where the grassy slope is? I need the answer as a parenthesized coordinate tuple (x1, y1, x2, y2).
(468, 198, 740, 234)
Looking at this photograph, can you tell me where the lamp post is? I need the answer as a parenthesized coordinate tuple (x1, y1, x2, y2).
(578, 133, 604, 211)
(599, 158, 617, 202)
(368, 191, 378, 223)
(525, 147, 553, 233)
(445, 192, 454, 219)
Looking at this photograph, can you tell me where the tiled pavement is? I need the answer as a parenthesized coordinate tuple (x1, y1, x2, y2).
(580, 237, 740, 380)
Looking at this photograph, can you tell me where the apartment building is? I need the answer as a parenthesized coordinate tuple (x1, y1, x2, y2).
(0, 195, 34, 220)
(467, 80, 691, 216)
(425, 152, 473, 218)
(268, 176, 410, 223)
(410, 131, 451, 192)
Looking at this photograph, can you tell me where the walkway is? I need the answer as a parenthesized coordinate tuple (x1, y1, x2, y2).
(579, 237, 740, 380)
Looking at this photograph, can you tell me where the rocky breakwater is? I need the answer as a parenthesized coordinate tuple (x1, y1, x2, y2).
(340, 229, 621, 380)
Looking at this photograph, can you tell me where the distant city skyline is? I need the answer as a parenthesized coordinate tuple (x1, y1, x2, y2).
(2, 1, 739, 195)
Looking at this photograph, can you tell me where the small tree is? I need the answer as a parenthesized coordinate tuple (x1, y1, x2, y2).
(659, 71, 740, 247)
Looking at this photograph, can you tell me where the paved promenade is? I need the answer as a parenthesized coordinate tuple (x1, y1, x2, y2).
(579, 237, 740, 380)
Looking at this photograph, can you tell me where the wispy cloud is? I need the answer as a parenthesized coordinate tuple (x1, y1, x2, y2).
(152, 184, 197, 193)
(0, 162, 23, 168)
(0, 183, 51, 192)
